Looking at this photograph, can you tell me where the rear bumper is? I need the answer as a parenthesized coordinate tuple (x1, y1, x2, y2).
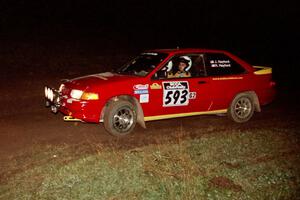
(259, 87, 276, 106)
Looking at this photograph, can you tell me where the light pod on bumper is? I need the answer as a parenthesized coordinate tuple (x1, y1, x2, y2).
(44, 87, 48, 98)
(49, 89, 54, 101)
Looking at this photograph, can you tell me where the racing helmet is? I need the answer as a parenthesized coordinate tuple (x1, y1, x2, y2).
(165, 60, 173, 72)
(178, 56, 192, 71)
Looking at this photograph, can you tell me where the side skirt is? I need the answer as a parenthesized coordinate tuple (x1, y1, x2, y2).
(144, 109, 227, 121)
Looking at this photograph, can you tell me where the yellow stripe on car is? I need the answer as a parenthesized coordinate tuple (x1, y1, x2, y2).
(253, 66, 272, 75)
(144, 109, 227, 121)
(212, 77, 243, 80)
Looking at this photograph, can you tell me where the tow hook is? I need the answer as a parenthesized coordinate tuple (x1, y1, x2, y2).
(63, 116, 83, 122)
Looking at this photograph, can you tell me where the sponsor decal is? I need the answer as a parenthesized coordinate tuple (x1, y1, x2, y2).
(134, 89, 149, 94)
(134, 84, 149, 97)
(139, 94, 149, 103)
(150, 83, 162, 90)
(133, 84, 149, 90)
(163, 81, 189, 107)
(212, 77, 243, 80)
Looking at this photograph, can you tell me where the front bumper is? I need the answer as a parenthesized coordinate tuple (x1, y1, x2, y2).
(44, 86, 101, 123)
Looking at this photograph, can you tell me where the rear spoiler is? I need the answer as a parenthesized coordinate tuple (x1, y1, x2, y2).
(253, 66, 272, 75)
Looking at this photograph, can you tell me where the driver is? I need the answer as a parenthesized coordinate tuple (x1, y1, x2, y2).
(172, 56, 192, 78)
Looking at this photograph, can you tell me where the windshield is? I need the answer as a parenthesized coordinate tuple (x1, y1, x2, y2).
(117, 52, 168, 76)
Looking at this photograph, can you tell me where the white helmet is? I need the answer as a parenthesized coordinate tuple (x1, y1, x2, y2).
(178, 56, 192, 71)
(165, 60, 173, 72)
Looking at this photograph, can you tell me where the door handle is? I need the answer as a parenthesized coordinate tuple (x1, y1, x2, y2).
(198, 81, 206, 84)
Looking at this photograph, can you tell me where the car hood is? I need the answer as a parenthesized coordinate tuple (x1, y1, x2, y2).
(65, 72, 139, 91)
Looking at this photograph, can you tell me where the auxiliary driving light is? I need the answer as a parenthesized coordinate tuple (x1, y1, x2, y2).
(44, 87, 48, 98)
(47, 88, 51, 99)
(49, 89, 54, 102)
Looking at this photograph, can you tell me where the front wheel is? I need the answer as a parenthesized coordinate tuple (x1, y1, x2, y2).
(228, 93, 254, 123)
(104, 100, 137, 136)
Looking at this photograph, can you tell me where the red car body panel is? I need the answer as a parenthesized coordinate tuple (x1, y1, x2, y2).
(52, 49, 275, 123)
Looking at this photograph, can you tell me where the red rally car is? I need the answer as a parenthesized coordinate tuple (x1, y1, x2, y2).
(44, 48, 276, 136)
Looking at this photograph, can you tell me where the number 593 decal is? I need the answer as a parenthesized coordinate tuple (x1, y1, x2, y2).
(163, 81, 189, 107)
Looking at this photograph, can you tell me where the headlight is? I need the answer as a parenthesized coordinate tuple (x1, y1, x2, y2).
(70, 89, 83, 99)
(81, 92, 99, 100)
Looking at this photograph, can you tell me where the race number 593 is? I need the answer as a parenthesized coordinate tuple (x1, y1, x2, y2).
(163, 81, 189, 107)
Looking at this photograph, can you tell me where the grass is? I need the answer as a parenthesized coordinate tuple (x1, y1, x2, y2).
(0, 128, 300, 200)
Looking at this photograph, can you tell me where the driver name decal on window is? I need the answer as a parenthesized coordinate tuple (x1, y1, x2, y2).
(163, 81, 189, 107)
(210, 60, 231, 68)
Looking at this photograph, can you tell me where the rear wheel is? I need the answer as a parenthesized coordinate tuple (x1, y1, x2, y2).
(228, 93, 254, 123)
(104, 100, 137, 136)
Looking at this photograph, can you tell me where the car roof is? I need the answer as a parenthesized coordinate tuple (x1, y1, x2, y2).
(146, 48, 229, 54)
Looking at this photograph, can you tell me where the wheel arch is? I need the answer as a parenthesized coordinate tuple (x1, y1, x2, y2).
(100, 95, 146, 128)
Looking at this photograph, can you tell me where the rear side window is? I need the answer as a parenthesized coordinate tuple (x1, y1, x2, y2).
(204, 53, 246, 76)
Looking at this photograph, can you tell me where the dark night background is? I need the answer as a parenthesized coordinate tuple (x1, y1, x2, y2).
(0, 0, 299, 87)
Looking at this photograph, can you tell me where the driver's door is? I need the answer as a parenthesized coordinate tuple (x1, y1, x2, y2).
(144, 54, 212, 119)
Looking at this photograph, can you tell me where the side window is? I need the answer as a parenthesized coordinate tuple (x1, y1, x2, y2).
(153, 54, 206, 79)
(204, 53, 246, 76)
(190, 54, 206, 77)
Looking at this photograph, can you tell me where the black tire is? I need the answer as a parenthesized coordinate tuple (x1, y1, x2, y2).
(228, 93, 254, 123)
(103, 100, 137, 136)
